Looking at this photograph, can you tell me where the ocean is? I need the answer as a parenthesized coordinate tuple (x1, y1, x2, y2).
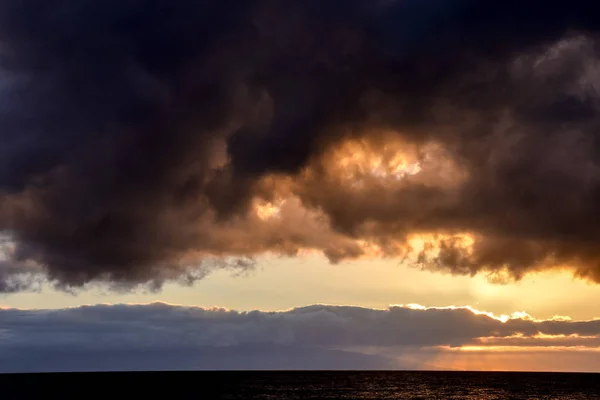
(2, 371, 600, 399)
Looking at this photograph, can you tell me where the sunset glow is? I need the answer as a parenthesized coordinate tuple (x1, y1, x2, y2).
(1, 0, 600, 376)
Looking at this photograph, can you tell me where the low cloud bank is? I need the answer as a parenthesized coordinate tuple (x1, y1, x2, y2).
(2, 303, 600, 372)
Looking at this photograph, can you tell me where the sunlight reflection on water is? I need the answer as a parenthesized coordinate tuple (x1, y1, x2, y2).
(217, 371, 599, 399)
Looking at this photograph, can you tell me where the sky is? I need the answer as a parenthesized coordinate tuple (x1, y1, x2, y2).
(2, 0, 600, 372)
(4, 254, 600, 321)
(4, 255, 600, 372)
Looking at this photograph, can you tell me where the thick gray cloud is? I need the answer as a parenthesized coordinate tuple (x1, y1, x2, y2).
(1, 0, 600, 290)
(2, 303, 600, 372)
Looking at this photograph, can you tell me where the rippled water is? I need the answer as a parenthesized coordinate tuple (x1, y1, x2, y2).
(215, 371, 600, 399)
(3, 371, 600, 399)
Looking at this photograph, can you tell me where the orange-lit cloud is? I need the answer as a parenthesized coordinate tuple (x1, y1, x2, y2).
(1, 1, 600, 291)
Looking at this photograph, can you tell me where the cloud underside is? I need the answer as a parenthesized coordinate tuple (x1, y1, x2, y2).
(2, 1, 600, 290)
(3, 303, 600, 372)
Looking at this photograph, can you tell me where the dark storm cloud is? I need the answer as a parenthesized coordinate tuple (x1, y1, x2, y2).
(2, 303, 600, 372)
(1, 0, 600, 290)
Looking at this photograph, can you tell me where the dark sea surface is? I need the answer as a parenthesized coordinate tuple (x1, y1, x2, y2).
(2, 371, 600, 399)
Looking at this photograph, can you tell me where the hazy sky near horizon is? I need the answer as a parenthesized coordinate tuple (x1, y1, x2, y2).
(3, 254, 600, 322)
